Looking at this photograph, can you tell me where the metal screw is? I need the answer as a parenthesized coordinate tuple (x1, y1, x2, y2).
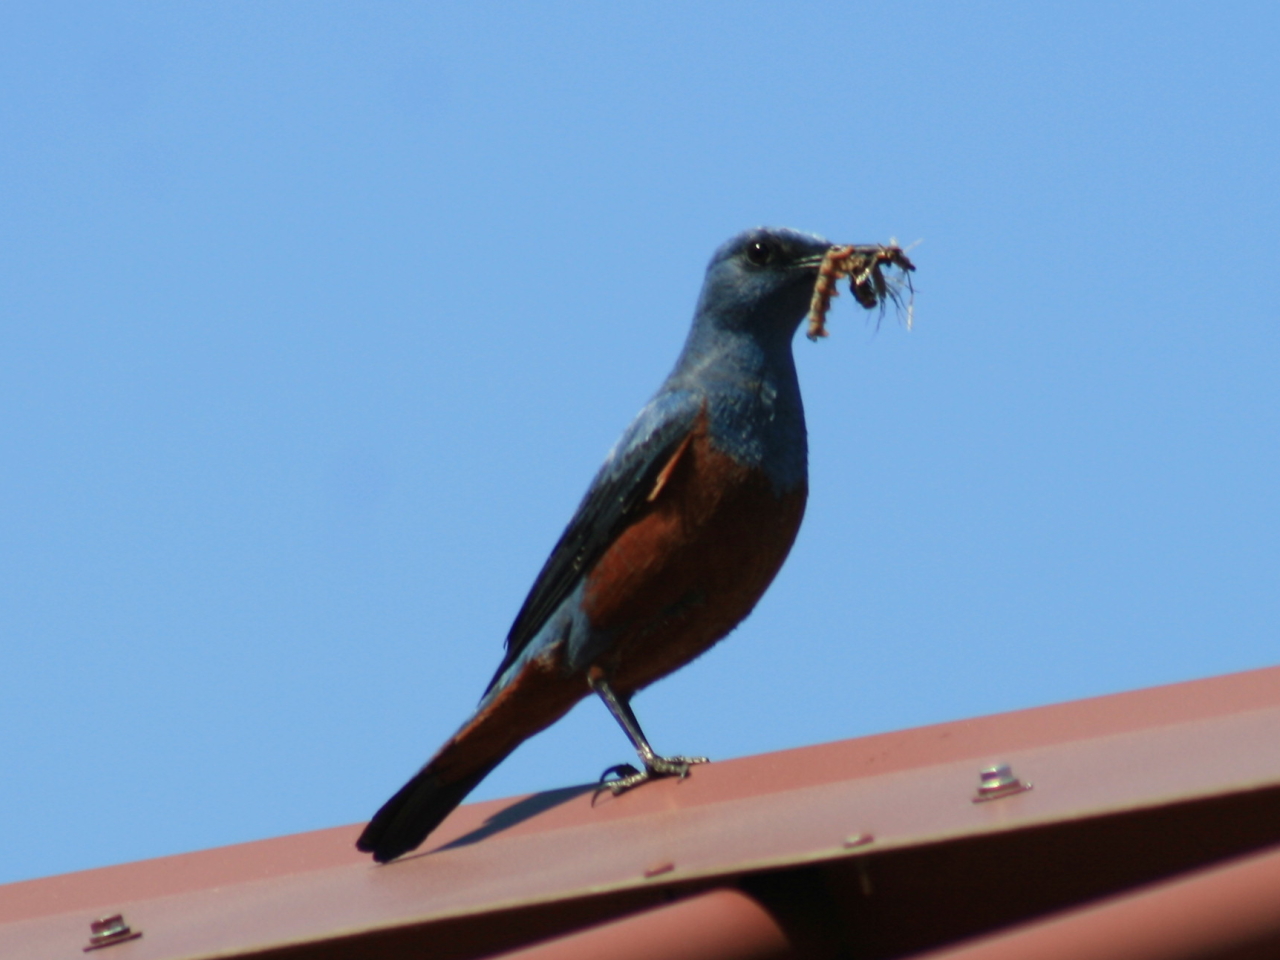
(842, 832, 874, 848)
(972, 763, 1032, 803)
(84, 914, 142, 952)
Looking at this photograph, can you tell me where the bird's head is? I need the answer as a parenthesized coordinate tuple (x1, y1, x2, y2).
(693, 227, 835, 346)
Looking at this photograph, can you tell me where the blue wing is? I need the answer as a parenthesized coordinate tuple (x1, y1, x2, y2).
(483, 388, 702, 696)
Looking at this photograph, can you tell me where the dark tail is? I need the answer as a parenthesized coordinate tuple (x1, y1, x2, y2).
(356, 753, 505, 863)
(357, 655, 588, 862)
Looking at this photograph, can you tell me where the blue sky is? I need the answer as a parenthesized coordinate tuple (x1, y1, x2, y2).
(2, 4, 1277, 884)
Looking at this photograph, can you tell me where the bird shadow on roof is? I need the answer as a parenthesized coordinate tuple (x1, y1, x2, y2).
(433, 783, 598, 852)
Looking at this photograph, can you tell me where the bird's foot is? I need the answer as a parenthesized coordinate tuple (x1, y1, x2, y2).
(646, 754, 710, 781)
(595, 755, 709, 797)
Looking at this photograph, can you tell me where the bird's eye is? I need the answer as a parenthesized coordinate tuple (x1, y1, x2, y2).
(745, 240, 777, 266)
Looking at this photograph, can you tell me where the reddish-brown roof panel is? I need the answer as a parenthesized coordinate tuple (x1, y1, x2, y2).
(4, 664, 1280, 959)
(910, 841, 1280, 960)
(490, 889, 793, 960)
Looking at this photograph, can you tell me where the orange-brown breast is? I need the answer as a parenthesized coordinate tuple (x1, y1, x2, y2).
(581, 413, 807, 696)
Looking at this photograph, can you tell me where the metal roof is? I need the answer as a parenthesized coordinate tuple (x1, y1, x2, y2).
(5, 664, 1280, 959)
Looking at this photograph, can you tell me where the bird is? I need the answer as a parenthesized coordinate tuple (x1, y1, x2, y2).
(357, 227, 907, 863)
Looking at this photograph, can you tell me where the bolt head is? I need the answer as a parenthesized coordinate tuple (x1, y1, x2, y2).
(979, 764, 1017, 790)
(973, 762, 1033, 802)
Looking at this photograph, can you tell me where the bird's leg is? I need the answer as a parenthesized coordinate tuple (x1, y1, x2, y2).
(588, 674, 708, 794)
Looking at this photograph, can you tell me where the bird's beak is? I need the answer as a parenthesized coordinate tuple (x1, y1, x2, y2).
(793, 249, 835, 272)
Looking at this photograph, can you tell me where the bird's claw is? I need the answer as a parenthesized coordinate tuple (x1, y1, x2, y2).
(592, 763, 639, 803)
(646, 755, 710, 780)
(599, 762, 641, 782)
(593, 755, 709, 799)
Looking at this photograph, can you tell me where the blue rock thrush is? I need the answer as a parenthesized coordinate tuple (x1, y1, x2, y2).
(357, 227, 913, 862)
